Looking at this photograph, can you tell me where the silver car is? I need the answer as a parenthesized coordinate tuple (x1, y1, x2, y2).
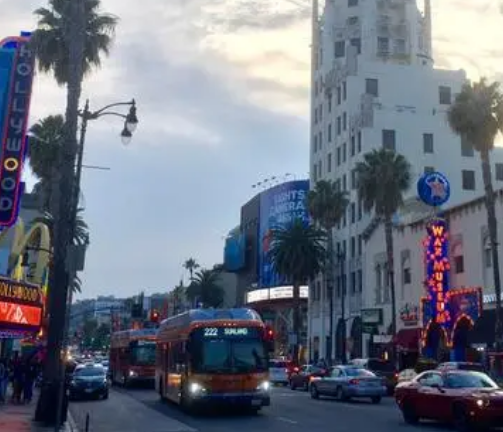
(310, 366, 387, 404)
(269, 360, 289, 385)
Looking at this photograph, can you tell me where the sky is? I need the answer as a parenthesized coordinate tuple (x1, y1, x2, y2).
(1, 0, 502, 300)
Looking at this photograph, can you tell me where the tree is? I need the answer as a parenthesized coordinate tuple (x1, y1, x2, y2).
(183, 258, 199, 281)
(28, 115, 65, 212)
(447, 78, 503, 352)
(307, 180, 349, 363)
(268, 219, 327, 364)
(355, 149, 411, 347)
(171, 280, 186, 315)
(186, 269, 225, 308)
(31, 0, 117, 423)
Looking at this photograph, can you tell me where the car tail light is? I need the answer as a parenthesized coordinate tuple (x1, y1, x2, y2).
(349, 379, 360, 385)
(293, 367, 299, 373)
(285, 368, 289, 373)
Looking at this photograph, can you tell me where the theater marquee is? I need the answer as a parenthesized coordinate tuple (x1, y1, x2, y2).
(0, 277, 43, 333)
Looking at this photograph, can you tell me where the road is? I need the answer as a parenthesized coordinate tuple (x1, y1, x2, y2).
(70, 386, 448, 432)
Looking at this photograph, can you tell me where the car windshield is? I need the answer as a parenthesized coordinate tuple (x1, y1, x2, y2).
(74, 367, 105, 377)
(130, 341, 156, 366)
(192, 339, 267, 374)
(345, 368, 375, 377)
(444, 372, 498, 389)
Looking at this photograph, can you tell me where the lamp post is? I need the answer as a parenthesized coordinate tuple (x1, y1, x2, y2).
(337, 250, 347, 364)
(52, 99, 138, 430)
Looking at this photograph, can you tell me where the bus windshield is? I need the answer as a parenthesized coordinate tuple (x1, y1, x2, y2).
(130, 341, 156, 366)
(190, 331, 267, 374)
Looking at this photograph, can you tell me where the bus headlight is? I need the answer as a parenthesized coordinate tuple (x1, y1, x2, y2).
(189, 382, 205, 394)
(257, 381, 270, 392)
(129, 370, 138, 378)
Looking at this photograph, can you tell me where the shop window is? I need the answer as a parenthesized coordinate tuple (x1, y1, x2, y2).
(454, 255, 464, 274)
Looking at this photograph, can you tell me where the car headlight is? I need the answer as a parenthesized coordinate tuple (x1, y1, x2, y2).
(70, 380, 76, 386)
(476, 398, 490, 408)
(129, 370, 138, 377)
(257, 381, 270, 391)
(189, 382, 205, 394)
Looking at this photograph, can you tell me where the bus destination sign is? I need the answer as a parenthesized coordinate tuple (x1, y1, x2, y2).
(199, 327, 260, 338)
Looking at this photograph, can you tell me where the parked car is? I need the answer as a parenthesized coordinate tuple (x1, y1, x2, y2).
(69, 364, 109, 400)
(397, 368, 417, 383)
(269, 359, 291, 386)
(289, 365, 329, 391)
(310, 366, 387, 404)
(350, 358, 397, 394)
(395, 369, 503, 431)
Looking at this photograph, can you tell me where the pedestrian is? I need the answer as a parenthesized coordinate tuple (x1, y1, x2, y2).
(11, 357, 24, 404)
(23, 360, 37, 404)
(0, 357, 9, 403)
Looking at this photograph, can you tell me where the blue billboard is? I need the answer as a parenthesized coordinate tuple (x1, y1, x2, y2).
(258, 180, 310, 288)
(224, 228, 246, 272)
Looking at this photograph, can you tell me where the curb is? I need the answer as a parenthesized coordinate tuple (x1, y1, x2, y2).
(66, 410, 79, 432)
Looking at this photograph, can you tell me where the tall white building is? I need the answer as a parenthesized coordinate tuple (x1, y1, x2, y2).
(308, 0, 503, 361)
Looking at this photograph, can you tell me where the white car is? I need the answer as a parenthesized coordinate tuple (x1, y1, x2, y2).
(269, 360, 289, 385)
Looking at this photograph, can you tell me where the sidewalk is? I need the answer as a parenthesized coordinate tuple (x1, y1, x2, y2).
(0, 389, 76, 432)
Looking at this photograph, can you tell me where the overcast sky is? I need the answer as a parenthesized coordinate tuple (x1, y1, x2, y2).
(1, 0, 502, 299)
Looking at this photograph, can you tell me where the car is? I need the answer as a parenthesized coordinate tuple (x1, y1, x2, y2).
(397, 368, 417, 383)
(395, 369, 503, 431)
(69, 364, 109, 400)
(310, 366, 387, 404)
(350, 358, 397, 394)
(269, 359, 290, 386)
(436, 361, 486, 372)
(289, 365, 329, 391)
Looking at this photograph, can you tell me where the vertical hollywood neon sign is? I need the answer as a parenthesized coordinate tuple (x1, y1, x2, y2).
(425, 218, 451, 325)
(0, 35, 35, 228)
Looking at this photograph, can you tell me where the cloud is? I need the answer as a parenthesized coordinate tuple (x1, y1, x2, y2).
(2, 0, 502, 299)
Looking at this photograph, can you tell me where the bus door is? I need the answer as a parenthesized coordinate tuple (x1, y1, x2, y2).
(166, 340, 186, 401)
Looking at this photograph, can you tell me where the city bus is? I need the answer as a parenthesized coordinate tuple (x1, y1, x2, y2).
(155, 308, 271, 412)
(109, 328, 157, 386)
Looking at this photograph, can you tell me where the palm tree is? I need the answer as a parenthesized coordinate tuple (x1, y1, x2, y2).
(307, 180, 349, 363)
(268, 219, 327, 364)
(31, 1, 117, 421)
(28, 115, 65, 211)
(186, 269, 224, 308)
(355, 149, 411, 345)
(448, 78, 503, 351)
(183, 258, 199, 281)
(171, 280, 186, 314)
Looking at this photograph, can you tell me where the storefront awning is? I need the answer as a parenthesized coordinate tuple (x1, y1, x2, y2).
(394, 328, 420, 351)
(469, 309, 496, 346)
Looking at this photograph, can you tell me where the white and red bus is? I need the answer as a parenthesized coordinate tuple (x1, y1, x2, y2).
(110, 328, 156, 386)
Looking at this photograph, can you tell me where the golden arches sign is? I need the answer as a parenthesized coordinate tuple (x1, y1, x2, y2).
(0, 217, 51, 289)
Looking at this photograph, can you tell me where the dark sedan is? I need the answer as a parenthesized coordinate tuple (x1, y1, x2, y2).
(289, 365, 329, 391)
(69, 364, 109, 400)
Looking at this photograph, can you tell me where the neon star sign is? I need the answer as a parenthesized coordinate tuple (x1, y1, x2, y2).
(424, 218, 451, 325)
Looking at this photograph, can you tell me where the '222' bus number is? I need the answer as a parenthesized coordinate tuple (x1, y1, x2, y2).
(204, 327, 219, 337)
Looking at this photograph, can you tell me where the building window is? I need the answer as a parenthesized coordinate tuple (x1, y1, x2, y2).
(350, 202, 356, 223)
(328, 124, 332, 142)
(496, 163, 503, 181)
(342, 174, 347, 191)
(350, 38, 361, 54)
(343, 112, 347, 130)
(377, 37, 389, 55)
(350, 135, 356, 156)
(424, 166, 435, 174)
(318, 160, 322, 178)
(357, 200, 362, 220)
(454, 255, 464, 274)
(439, 86, 452, 105)
(313, 134, 317, 152)
(319, 104, 323, 121)
(357, 235, 362, 255)
(335, 40, 345, 58)
(337, 147, 341, 166)
(357, 131, 362, 152)
(484, 237, 492, 268)
(394, 38, 406, 55)
(343, 81, 347, 100)
(328, 94, 332, 113)
(348, 0, 358, 6)
(342, 142, 347, 162)
(357, 269, 362, 292)
(382, 129, 396, 151)
(318, 131, 322, 149)
(461, 137, 474, 157)
(462, 170, 476, 190)
(327, 153, 332, 173)
(337, 116, 342, 135)
(365, 78, 379, 97)
(337, 86, 341, 105)
(402, 267, 411, 285)
(351, 169, 357, 189)
(348, 16, 358, 25)
(423, 133, 434, 153)
(350, 236, 355, 258)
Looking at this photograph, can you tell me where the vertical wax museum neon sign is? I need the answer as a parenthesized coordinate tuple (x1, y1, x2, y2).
(0, 36, 35, 227)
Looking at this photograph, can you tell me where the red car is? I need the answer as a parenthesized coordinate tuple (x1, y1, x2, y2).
(395, 369, 503, 431)
(289, 365, 329, 391)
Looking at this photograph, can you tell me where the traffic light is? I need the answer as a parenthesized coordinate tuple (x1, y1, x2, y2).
(150, 309, 160, 323)
(265, 325, 274, 353)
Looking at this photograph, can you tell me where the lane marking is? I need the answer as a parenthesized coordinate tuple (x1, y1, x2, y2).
(277, 416, 298, 424)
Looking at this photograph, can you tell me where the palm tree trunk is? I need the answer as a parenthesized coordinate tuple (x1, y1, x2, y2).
(384, 218, 397, 363)
(36, 0, 86, 425)
(292, 283, 300, 365)
(480, 150, 503, 352)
